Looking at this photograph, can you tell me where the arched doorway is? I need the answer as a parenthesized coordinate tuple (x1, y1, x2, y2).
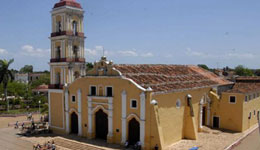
(95, 109, 108, 140)
(71, 112, 78, 134)
(128, 118, 140, 145)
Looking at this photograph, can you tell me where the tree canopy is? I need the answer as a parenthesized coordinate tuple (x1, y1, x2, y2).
(234, 65, 253, 76)
(198, 64, 209, 70)
(31, 73, 50, 89)
(20, 65, 33, 73)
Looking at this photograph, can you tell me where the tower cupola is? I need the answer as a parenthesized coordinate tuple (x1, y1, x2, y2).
(54, 0, 82, 9)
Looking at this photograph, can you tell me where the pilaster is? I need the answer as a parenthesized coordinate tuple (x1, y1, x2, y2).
(65, 88, 69, 133)
(121, 90, 127, 144)
(87, 97, 93, 139)
(107, 97, 114, 143)
(78, 89, 82, 136)
(140, 92, 146, 147)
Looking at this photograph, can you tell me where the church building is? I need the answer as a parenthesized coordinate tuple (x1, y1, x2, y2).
(48, 0, 260, 150)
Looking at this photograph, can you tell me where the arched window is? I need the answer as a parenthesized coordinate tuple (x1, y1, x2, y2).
(55, 73, 60, 84)
(56, 21, 61, 33)
(56, 46, 61, 59)
(72, 21, 78, 35)
(73, 46, 78, 58)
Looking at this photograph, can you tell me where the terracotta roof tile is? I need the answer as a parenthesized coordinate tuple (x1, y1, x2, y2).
(54, 0, 82, 9)
(114, 64, 232, 92)
(226, 76, 260, 93)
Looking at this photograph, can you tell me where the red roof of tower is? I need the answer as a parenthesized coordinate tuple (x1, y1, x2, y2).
(54, 0, 82, 9)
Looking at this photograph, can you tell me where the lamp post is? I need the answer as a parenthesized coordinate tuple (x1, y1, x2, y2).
(38, 100, 41, 113)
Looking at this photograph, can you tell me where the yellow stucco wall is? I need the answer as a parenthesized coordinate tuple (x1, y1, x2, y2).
(152, 87, 211, 148)
(211, 93, 243, 132)
(50, 92, 64, 129)
(242, 96, 260, 131)
(67, 77, 144, 142)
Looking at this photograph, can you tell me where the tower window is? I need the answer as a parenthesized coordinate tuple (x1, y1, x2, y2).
(56, 46, 61, 59)
(72, 21, 78, 35)
(56, 21, 61, 33)
(55, 73, 60, 84)
(73, 46, 78, 58)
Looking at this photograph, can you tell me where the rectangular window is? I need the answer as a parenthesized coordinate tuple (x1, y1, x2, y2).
(245, 96, 248, 102)
(72, 95, 76, 102)
(229, 96, 236, 104)
(249, 112, 251, 119)
(106, 87, 113, 97)
(90, 86, 96, 96)
(131, 100, 137, 109)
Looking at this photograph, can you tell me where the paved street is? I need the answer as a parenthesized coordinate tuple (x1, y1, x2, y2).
(0, 128, 33, 150)
(233, 128, 260, 150)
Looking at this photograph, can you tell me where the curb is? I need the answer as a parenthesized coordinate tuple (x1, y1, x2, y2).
(224, 125, 258, 150)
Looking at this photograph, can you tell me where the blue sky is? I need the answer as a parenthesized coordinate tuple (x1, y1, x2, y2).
(1, 0, 260, 71)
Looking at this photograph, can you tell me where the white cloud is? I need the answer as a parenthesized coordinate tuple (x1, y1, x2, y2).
(85, 46, 154, 59)
(225, 53, 255, 59)
(85, 46, 108, 57)
(0, 48, 8, 54)
(185, 48, 257, 59)
(118, 50, 138, 57)
(141, 52, 154, 57)
(186, 48, 209, 57)
(21, 45, 50, 58)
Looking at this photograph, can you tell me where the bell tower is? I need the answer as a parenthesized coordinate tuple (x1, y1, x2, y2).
(49, 0, 86, 89)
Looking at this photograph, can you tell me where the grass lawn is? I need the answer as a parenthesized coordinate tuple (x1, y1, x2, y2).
(0, 108, 39, 114)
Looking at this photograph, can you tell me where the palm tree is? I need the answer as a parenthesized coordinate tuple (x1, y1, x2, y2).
(0, 59, 14, 112)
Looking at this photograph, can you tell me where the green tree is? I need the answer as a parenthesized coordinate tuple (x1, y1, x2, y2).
(20, 65, 33, 73)
(234, 65, 253, 76)
(0, 59, 14, 111)
(254, 69, 260, 76)
(31, 73, 50, 89)
(198, 64, 209, 70)
(86, 62, 94, 71)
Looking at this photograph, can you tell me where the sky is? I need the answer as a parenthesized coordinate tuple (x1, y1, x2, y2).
(1, 0, 260, 71)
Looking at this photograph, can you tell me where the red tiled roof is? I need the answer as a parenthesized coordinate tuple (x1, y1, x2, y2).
(226, 76, 260, 93)
(54, 0, 82, 9)
(226, 83, 260, 94)
(32, 84, 49, 92)
(114, 64, 232, 92)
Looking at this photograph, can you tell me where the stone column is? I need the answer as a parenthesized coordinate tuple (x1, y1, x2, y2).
(87, 97, 93, 139)
(78, 89, 82, 136)
(140, 92, 146, 147)
(121, 90, 127, 144)
(107, 97, 113, 142)
(65, 88, 69, 133)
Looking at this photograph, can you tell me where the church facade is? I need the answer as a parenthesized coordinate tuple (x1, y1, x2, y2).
(48, 1, 260, 150)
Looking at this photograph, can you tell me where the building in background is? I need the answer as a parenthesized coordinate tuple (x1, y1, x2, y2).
(15, 73, 29, 84)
